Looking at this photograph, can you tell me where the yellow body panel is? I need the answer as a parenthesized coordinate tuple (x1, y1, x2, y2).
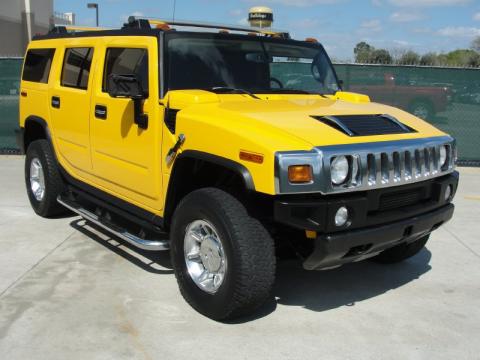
(166, 90, 447, 196)
(20, 37, 450, 219)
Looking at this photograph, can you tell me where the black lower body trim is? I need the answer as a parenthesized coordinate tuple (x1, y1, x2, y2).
(59, 166, 164, 229)
(303, 203, 454, 270)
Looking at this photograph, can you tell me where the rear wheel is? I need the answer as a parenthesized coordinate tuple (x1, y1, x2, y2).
(371, 235, 429, 264)
(170, 188, 276, 321)
(25, 139, 67, 217)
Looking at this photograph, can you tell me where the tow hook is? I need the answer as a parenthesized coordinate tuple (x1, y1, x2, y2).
(165, 133, 185, 165)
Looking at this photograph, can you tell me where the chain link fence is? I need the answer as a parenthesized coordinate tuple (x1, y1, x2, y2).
(335, 63, 480, 166)
(0, 58, 22, 154)
(0, 58, 479, 165)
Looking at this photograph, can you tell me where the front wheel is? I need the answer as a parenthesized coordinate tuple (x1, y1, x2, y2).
(371, 235, 429, 264)
(170, 188, 276, 321)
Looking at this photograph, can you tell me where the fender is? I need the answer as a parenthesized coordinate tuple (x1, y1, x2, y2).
(174, 150, 256, 191)
(22, 116, 53, 153)
(163, 150, 256, 226)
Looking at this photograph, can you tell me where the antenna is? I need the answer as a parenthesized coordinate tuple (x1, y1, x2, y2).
(172, 0, 177, 22)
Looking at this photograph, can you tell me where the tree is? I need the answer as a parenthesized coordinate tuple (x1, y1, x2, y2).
(420, 52, 439, 66)
(398, 51, 420, 65)
(472, 36, 480, 53)
(371, 49, 393, 64)
(354, 42, 374, 63)
(445, 49, 479, 67)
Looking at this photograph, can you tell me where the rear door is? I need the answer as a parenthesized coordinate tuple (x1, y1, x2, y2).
(90, 36, 163, 211)
(48, 39, 97, 172)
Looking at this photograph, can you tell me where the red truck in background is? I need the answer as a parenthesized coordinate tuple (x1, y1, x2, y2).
(349, 73, 452, 120)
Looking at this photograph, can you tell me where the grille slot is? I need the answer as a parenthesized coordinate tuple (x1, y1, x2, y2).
(312, 114, 415, 137)
(379, 188, 425, 211)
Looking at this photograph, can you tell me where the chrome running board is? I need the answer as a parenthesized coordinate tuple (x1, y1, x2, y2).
(57, 196, 169, 251)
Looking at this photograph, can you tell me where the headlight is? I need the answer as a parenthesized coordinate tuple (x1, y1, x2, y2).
(439, 145, 448, 168)
(331, 156, 349, 185)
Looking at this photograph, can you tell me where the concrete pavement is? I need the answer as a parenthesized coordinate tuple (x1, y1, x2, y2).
(0, 155, 479, 360)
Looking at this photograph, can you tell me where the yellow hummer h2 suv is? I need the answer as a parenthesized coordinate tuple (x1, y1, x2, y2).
(17, 17, 458, 320)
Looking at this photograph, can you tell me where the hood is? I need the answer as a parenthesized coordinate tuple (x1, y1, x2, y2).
(170, 90, 447, 148)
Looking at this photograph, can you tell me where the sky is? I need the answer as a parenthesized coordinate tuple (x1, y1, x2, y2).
(54, 0, 480, 61)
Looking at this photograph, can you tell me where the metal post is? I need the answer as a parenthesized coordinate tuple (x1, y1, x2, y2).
(24, 0, 32, 40)
(87, 3, 99, 27)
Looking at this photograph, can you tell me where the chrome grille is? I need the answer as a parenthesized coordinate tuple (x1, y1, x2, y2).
(363, 145, 443, 187)
(274, 135, 456, 195)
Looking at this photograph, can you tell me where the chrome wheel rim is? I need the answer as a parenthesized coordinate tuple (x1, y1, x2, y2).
(184, 220, 227, 294)
(30, 158, 46, 201)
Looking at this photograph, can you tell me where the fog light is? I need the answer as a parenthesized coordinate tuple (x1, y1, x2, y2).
(335, 206, 349, 227)
(444, 185, 452, 201)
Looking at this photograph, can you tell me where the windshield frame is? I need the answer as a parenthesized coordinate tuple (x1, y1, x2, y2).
(161, 31, 342, 97)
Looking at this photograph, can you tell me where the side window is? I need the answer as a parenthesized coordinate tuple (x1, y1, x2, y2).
(103, 48, 149, 96)
(22, 48, 55, 83)
(61, 47, 94, 90)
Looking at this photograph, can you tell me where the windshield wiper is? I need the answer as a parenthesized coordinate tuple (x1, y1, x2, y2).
(266, 89, 329, 97)
(265, 88, 312, 94)
(207, 87, 261, 99)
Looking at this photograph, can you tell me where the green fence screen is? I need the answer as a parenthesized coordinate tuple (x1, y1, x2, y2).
(0, 58, 22, 152)
(0, 59, 478, 165)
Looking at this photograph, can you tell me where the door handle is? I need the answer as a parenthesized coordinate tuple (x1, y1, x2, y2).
(51, 96, 60, 108)
(95, 104, 107, 119)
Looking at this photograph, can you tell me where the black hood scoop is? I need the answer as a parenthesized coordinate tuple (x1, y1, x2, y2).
(311, 114, 416, 137)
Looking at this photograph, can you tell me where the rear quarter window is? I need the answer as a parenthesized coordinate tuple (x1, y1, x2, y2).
(22, 48, 55, 83)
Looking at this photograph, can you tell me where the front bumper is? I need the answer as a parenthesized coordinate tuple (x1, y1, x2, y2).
(303, 203, 454, 270)
(273, 172, 459, 270)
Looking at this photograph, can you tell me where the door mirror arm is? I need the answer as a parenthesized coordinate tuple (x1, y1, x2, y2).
(132, 96, 148, 129)
(107, 74, 148, 129)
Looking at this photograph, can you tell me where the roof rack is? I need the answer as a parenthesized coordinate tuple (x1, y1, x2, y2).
(49, 25, 108, 34)
(124, 16, 290, 38)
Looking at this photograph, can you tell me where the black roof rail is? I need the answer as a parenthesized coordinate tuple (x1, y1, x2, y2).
(49, 25, 67, 34)
(48, 25, 108, 34)
(123, 17, 151, 30)
(126, 16, 290, 38)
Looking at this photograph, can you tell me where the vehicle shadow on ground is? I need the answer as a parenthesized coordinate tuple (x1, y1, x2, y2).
(272, 249, 432, 313)
(70, 219, 174, 275)
(69, 218, 431, 322)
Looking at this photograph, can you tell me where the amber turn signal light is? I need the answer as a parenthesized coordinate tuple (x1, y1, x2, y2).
(288, 165, 313, 183)
(239, 150, 264, 164)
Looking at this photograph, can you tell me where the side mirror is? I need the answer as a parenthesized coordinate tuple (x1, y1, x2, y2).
(107, 74, 148, 129)
(107, 74, 144, 98)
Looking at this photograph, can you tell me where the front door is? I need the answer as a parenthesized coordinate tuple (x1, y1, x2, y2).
(90, 37, 163, 211)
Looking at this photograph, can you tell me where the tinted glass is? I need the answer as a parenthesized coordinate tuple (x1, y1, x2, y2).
(61, 47, 94, 89)
(22, 49, 55, 83)
(166, 35, 339, 95)
(103, 48, 148, 95)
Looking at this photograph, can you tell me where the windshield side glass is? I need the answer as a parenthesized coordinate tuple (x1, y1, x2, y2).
(166, 35, 339, 95)
(265, 42, 339, 94)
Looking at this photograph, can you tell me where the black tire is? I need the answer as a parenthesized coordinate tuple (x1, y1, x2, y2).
(25, 139, 67, 217)
(170, 188, 276, 321)
(409, 100, 434, 121)
(371, 235, 429, 264)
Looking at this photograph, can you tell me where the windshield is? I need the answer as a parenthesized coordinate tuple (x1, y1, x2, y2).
(165, 34, 340, 95)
